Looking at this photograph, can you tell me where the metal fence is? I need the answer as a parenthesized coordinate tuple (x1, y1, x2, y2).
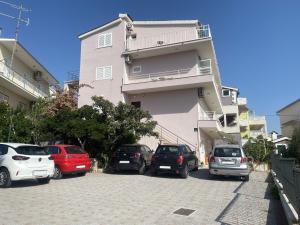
(271, 154, 300, 216)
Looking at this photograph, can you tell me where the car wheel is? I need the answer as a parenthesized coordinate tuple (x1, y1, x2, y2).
(53, 166, 63, 179)
(37, 177, 50, 184)
(243, 175, 249, 182)
(0, 168, 12, 188)
(193, 160, 199, 171)
(138, 161, 146, 175)
(180, 165, 189, 179)
(150, 168, 157, 176)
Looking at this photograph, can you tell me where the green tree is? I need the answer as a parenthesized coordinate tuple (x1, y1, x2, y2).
(243, 135, 274, 162)
(0, 102, 10, 142)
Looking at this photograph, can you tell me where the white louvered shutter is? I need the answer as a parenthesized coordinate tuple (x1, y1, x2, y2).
(105, 33, 112, 46)
(96, 67, 104, 80)
(104, 66, 112, 79)
(98, 34, 105, 48)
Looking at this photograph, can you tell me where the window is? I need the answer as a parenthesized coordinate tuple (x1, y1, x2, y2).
(64, 146, 86, 154)
(0, 92, 8, 102)
(131, 101, 141, 108)
(47, 146, 60, 154)
(222, 89, 230, 97)
(96, 66, 112, 80)
(156, 146, 179, 154)
(214, 148, 241, 157)
(0, 145, 8, 155)
(98, 33, 112, 48)
(15, 146, 48, 155)
(132, 65, 141, 74)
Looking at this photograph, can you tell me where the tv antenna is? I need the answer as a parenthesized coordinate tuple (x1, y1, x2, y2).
(0, 0, 30, 69)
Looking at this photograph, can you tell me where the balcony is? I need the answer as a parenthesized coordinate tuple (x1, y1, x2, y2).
(198, 111, 223, 138)
(0, 63, 49, 100)
(250, 130, 266, 138)
(239, 119, 248, 127)
(126, 25, 211, 51)
(124, 25, 213, 59)
(122, 59, 214, 92)
(237, 97, 247, 106)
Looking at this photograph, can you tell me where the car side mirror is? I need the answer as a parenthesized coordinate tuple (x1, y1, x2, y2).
(192, 151, 196, 155)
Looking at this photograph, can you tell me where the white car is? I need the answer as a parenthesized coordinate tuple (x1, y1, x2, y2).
(0, 143, 54, 187)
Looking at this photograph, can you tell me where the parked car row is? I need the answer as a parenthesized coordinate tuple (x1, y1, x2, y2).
(0, 142, 250, 188)
(0, 143, 91, 188)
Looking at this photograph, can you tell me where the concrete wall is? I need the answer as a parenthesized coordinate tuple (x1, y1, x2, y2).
(78, 20, 126, 106)
(129, 88, 199, 148)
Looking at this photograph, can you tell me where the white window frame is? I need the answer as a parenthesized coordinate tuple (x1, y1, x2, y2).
(96, 66, 112, 80)
(97, 33, 112, 48)
(222, 89, 230, 97)
(132, 65, 142, 74)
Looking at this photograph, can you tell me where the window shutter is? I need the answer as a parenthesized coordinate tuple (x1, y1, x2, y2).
(105, 33, 112, 46)
(98, 34, 105, 48)
(96, 67, 104, 80)
(104, 66, 112, 79)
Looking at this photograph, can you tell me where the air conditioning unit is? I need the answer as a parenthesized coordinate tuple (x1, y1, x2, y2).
(125, 55, 132, 64)
(126, 23, 133, 31)
(33, 71, 42, 81)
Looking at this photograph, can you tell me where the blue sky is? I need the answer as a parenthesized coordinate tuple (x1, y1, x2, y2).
(0, 0, 299, 133)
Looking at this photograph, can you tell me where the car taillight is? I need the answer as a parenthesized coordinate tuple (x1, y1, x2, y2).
(241, 157, 248, 163)
(176, 155, 184, 165)
(209, 156, 215, 162)
(48, 156, 54, 160)
(134, 152, 141, 159)
(151, 155, 156, 162)
(12, 155, 30, 160)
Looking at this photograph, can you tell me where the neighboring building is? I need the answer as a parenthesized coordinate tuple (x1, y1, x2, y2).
(78, 13, 241, 163)
(237, 97, 268, 145)
(269, 131, 290, 149)
(0, 38, 58, 108)
(220, 86, 241, 144)
(277, 98, 300, 138)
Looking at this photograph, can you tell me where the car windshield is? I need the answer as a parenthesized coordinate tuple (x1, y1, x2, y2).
(214, 147, 242, 157)
(65, 146, 86, 154)
(156, 146, 179, 154)
(117, 146, 138, 152)
(15, 146, 48, 155)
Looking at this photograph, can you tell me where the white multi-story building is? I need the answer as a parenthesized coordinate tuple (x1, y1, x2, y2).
(78, 13, 241, 163)
(0, 38, 58, 108)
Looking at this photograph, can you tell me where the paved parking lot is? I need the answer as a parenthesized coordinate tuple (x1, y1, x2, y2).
(0, 169, 287, 225)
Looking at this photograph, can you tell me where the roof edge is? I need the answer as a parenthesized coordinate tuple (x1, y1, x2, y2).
(132, 20, 199, 26)
(277, 98, 300, 113)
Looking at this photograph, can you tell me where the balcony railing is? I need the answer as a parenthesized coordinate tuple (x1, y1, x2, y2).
(0, 62, 49, 98)
(237, 97, 247, 105)
(127, 59, 212, 83)
(126, 25, 211, 51)
(199, 111, 219, 121)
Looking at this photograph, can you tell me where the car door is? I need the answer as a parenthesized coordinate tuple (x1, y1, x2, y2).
(47, 146, 61, 165)
(180, 145, 192, 170)
(184, 145, 196, 169)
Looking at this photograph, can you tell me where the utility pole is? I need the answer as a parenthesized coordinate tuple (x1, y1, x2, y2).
(0, 0, 30, 68)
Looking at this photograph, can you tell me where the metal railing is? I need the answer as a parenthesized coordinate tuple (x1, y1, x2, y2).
(199, 111, 218, 120)
(155, 124, 196, 151)
(271, 154, 300, 217)
(127, 59, 212, 83)
(0, 62, 48, 98)
(249, 116, 266, 121)
(126, 25, 211, 51)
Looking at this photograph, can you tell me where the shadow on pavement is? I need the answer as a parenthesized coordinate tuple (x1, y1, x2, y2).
(189, 168, 243, 182)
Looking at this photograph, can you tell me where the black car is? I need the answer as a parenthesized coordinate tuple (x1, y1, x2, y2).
(112, 144, 153, 174)
(150, 144, 199, 178)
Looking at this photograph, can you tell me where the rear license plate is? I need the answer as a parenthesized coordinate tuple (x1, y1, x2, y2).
(222, 161, 235, 165)
(33, 170, 47, 177)
(76, 165, 85, 169)
(159, 166, 171, 169)
(119, 161, 130, 164)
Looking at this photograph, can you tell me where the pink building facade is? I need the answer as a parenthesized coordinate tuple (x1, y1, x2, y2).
(78, 14, 239, 163)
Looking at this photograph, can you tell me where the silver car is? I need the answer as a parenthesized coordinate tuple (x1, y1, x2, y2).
(209, 145, 250, 181)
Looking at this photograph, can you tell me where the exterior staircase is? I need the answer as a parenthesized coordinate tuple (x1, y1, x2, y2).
(155, 124, 197, 151)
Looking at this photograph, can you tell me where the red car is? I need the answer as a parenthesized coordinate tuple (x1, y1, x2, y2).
(45, 145, 91, 179)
